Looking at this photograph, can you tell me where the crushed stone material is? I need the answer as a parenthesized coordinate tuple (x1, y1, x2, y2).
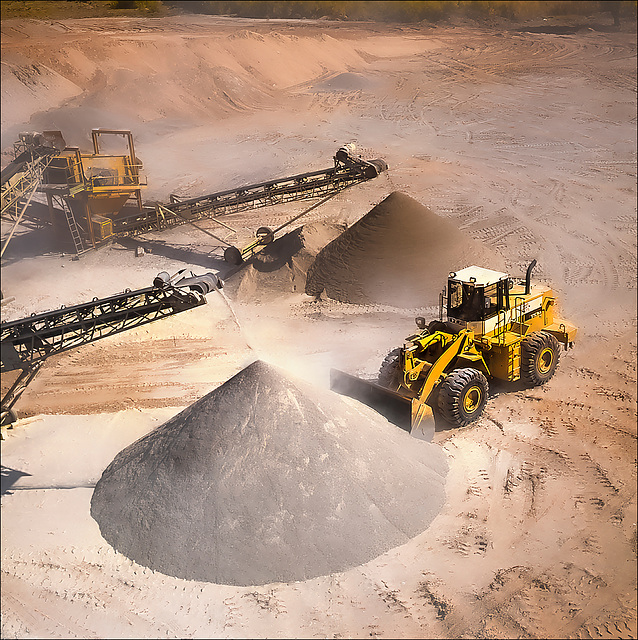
(91, 360, 448, 586)
(225, 222, 344, 303)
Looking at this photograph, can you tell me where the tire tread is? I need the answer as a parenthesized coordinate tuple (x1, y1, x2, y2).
(437, 368, 489, 428)
(521, 331, 560, 385)
(378, 348, 402, 388)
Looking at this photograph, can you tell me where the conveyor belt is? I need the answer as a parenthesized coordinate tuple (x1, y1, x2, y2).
(1, 149, 56, 217)
(112, 156, 387, 237)
(0, 270, 222, 425)
(2, 134, 387, 255)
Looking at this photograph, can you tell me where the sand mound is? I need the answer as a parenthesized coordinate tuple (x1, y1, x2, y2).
(1, 54, 83, 135)
(1, 22, 378, 135)
(227, 222, 344, 302)
(90, 361, 447, 586)
(305, 191, 505, 308)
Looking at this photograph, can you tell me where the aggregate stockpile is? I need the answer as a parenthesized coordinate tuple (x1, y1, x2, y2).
(306, 191, 504, 308)
(227, 221, 344, 302)
(91, 361, 448, 586)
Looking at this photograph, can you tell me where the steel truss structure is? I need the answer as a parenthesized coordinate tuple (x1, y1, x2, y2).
(0, 270, 221, 426)
(112, 158, 385, 237)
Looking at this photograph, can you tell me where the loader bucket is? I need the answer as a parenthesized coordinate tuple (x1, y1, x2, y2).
(410, 397, 436, 442)
(330, 369, 435, 442)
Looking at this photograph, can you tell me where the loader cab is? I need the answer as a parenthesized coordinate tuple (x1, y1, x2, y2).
(446, 266, 511, 323)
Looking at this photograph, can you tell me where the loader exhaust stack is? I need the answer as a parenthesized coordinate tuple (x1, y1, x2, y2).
(525, 259, 537, 295)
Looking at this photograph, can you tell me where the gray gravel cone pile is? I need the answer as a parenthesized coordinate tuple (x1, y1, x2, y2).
(91, 360, 448, 586)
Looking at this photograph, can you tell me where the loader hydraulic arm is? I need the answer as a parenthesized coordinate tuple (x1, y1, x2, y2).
(413, 329, 475, 406)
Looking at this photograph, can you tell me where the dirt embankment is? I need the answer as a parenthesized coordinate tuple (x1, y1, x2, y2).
(0, 17, 431, 142)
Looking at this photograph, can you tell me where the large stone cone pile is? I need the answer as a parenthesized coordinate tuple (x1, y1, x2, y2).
(91, 361, 448, 586)
(305, 191, 504, 307)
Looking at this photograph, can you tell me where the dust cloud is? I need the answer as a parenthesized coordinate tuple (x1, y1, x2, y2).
(1, 12, 635, 640)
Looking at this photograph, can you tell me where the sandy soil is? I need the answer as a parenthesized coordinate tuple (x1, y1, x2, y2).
(1, 14, 636, 639)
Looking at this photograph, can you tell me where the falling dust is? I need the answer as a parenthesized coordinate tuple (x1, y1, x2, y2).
(215, 288, 253, 351)
(1, 14, 635, 639)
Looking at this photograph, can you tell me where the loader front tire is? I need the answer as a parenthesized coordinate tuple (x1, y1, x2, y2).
(378, 348, 402, 389)
(437, 368, 489, 428)
(521, 331, 560, 386)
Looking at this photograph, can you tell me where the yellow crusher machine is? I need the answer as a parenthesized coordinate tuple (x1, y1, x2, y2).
(331, 260, 577, 441)
(1, 130, 386, 257)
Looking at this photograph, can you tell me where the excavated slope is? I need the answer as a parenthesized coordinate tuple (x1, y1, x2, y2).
(90, 361, 448, 586)
(305, 191, 504, 307)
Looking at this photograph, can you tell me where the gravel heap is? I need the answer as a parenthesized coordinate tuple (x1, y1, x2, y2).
(305, 191, 504, 307)
(91, 361, 448, 586)
(226, 222, 343, 303)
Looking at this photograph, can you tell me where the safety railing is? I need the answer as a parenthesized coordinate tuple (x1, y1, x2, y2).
(495, 297, 526, 345)
(44, 151, 85, 188)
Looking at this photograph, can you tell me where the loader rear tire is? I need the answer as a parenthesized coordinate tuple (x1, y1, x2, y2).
(378, 348, 402, 389)
(437, 368, 489, 428)
(521, 331, 560, 386)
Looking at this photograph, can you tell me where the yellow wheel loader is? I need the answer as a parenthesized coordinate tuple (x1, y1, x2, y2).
(331, 260, 577, 441)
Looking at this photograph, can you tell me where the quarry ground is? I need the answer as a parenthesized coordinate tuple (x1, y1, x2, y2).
(1, 13, 637, 639)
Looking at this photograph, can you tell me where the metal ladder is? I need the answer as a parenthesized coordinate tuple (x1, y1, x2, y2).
(60, 198, 86, 255)
(508, 344, 521, 380)
(496, 298, 525, 381)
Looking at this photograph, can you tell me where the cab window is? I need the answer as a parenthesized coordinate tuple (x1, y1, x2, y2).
(483, 283, 499, 320)
(448, 280, 508, 321)
(448, 281, 484, 321)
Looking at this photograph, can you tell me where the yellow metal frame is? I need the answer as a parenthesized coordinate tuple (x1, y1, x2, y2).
(400, 286, 578, 404)
(40, 129, 148, 250)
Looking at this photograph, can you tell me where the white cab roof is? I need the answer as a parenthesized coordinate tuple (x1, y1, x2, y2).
(449, 266, 509, 287)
